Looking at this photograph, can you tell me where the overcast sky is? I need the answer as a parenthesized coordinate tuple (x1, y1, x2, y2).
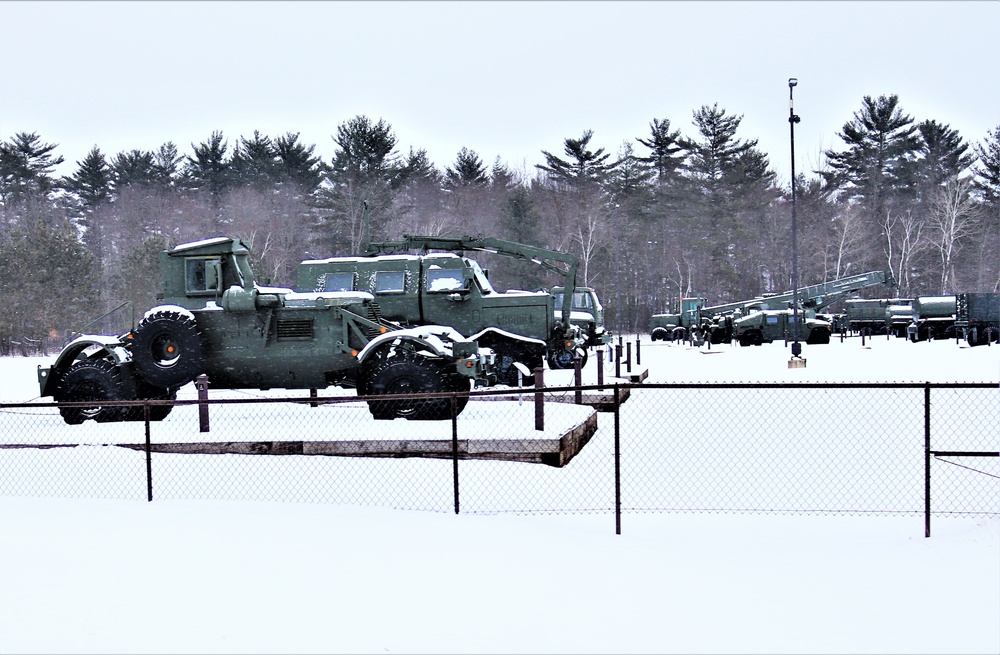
(2, 0, 997, 187)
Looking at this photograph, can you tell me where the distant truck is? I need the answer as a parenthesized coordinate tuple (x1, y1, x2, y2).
(650, 270, 895, 345)
(907, 292, 1000, 345)
(298, 235, 609, 385)
(551, 286, 609, 351)
(732, 308, 832, 346)
(38, 237, 495, 424)
(844, 298, 913, 337)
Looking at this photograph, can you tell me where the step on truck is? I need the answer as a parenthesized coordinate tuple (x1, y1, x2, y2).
(38, 237, 495, 424)
(297, 235, 610, 386)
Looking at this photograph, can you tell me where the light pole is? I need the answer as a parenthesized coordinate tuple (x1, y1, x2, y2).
(788, 77, 805, 367)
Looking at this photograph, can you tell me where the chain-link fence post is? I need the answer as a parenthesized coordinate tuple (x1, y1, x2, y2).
(534, 366, 544, 431)
(144, 402, 153, 502)
(452, 394, 460, 514)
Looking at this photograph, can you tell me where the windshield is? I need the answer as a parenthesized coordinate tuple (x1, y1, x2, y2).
(554, 291, 596, 312)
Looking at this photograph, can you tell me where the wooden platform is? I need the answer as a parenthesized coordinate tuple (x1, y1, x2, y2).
(113, 410, 597, 467)
(475, 385, 631, 412)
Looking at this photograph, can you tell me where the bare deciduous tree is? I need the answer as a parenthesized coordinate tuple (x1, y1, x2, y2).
(926, 177, 981, 293)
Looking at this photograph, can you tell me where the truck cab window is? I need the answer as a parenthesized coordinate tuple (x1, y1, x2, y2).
(325, 272, 355, 292)
(186, 258, 221, 294)
(426, 269, 466, 292)
(375, 271, 406, 294)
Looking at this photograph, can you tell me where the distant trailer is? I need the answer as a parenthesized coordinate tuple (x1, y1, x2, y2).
(956, 292, 1000, 346)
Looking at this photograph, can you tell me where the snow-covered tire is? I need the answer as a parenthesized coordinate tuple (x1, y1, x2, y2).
(363, 352, 460, 421)
(650, 327, 668, 342)
(131, 309, 202, 389)
(55, 358, 134, 425)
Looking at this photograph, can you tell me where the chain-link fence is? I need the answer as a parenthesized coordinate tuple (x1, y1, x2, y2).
(1, 382, 997, 535)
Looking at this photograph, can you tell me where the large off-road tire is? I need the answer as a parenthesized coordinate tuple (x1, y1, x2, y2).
(55, 358, 134, 425)
(120, 379, 177, 422)
(131, 309, 202, 389)
(738, 330, 764, 347)
(363, 353, 460, 421)
(547, 347, 585, 370)
(650, 327, 668, 342)
(806, 327, 832, 345)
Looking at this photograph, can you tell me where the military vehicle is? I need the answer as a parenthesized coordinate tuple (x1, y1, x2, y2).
(38, 237, 495, 424)
(956, 293, 1000, 346)
(650, 270, 896, 344)
(907, 293, 1000, 345)
(298, 235, 609, 386)
(551, 285, 610, 350)
(731, 308, 833, 346)
(844, 298, 913, 336)
(906, 296, 957, 342)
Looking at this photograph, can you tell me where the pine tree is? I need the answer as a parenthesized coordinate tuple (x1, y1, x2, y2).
(445, 147, 489, 188)
(62, 146, 113, 265)
(152, 142, 183, 189)
(111, 149, 158, 190)
(229, 131, 277, 190)
(0, 220, 96, 350)
(972, 126, 1000, 290)
(64, 147, 112, 211)
(0, 132, 65, 213)
(184, 130, 231, 202)
(536, 129, 616, 190)
(273, 132, 324, 191)
(637, 118, 686, 187)
(821, 94, 922, 209)
(313, 116, 402, 254)
(972, 125, 1000, 204)
(680, 104, 776, 299)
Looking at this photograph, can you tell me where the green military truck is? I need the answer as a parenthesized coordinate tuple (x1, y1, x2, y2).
(297, 235, 608, 386)
(38, 237, 495, 424)
(651, 270, 895, 345)
(731, 308, 833, 346)
(551, 285, 609, 351)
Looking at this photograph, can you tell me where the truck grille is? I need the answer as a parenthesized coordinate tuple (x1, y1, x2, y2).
(277, 318, 314, 340)
(364, 303, 388, 339)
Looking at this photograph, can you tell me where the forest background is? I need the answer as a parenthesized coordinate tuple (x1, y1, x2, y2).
(1, 96, 999, 355)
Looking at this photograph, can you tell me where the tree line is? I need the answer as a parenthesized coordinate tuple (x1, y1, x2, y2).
(1, 95, 998, 354)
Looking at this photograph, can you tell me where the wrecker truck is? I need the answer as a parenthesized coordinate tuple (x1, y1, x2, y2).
(297, 235, 610, 386)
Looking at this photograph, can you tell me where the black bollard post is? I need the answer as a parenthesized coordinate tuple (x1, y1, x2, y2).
(534, 366, 545, 431)
(574, 356, 582, 405)
(195, 374, 210, 433)
(596, 348, 604, 390)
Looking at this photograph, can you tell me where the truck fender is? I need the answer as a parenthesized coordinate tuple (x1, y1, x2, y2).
(38, 334, 131, 398)
(468, 326, 547, 349)
(356, 325, 471, 362)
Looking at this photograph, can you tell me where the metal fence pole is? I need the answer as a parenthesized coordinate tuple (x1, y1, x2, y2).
(534, 366, 544, 431)
(924, 383, 932, 538)
(574, 357, 582, 405)
(614, 383, 622, 535)
(452, 395, 460, 514)
(597, 348, 604, 390)
(144, 403, 153, 502)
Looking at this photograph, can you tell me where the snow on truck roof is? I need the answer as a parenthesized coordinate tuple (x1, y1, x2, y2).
(171, 237, 234, 252)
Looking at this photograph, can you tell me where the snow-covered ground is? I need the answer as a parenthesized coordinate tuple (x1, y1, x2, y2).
(1, 335, 998, 654)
